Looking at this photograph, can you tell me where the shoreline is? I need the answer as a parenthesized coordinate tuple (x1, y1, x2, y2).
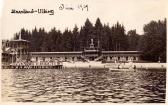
(2, 62, 166, 70)
(63, 62, 166, 70)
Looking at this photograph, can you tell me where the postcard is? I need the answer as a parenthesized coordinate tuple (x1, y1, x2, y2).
(1, 0, 167, 104)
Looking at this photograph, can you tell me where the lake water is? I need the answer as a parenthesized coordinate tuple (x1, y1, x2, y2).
(1, 68, 166, 103)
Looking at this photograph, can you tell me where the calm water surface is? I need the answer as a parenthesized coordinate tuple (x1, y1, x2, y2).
(1, 68, 166, 103)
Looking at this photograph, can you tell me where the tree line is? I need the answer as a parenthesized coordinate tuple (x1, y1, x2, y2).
(13, 18, 166, 62)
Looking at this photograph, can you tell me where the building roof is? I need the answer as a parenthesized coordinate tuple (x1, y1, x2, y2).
(30, 51, 141, 55)
(30, 52, 83, 54)
(102, 51, 142, 54)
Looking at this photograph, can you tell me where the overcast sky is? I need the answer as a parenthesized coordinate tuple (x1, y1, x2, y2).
(1, 0, 167, 40)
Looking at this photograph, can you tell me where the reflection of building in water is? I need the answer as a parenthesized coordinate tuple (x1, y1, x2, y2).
(2, 36, 141, 66)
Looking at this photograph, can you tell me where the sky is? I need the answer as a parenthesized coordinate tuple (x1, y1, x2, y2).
(1, 0, 167, 40)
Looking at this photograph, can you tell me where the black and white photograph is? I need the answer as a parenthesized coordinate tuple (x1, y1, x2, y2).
(1, 0, 167, 104)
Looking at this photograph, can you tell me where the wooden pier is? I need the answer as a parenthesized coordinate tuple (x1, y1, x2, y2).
(2, 65, 63, 69)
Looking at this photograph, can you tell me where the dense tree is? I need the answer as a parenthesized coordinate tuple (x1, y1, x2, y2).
(72, 25, 80, 51)
(62, 29, 73, 51)
(127, 30, 140, 50)
(94, 18, 103, 48)
(30, 27, 39, 52)
(102, 24, 112, 50)
(81, 18, 94, 48)
(141, 19, 166, 62)
(113, 22, 128, 51)
(11, 18, 166, 62)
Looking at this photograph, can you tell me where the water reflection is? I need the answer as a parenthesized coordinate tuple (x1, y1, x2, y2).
(1, 69, 166, 103)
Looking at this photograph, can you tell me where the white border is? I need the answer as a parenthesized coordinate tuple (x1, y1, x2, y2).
(0, 0, 167, 105)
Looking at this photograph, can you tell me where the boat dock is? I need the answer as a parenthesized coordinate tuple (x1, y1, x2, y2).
(2, 65, 63, 69)
(2, 60, 63, 69)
